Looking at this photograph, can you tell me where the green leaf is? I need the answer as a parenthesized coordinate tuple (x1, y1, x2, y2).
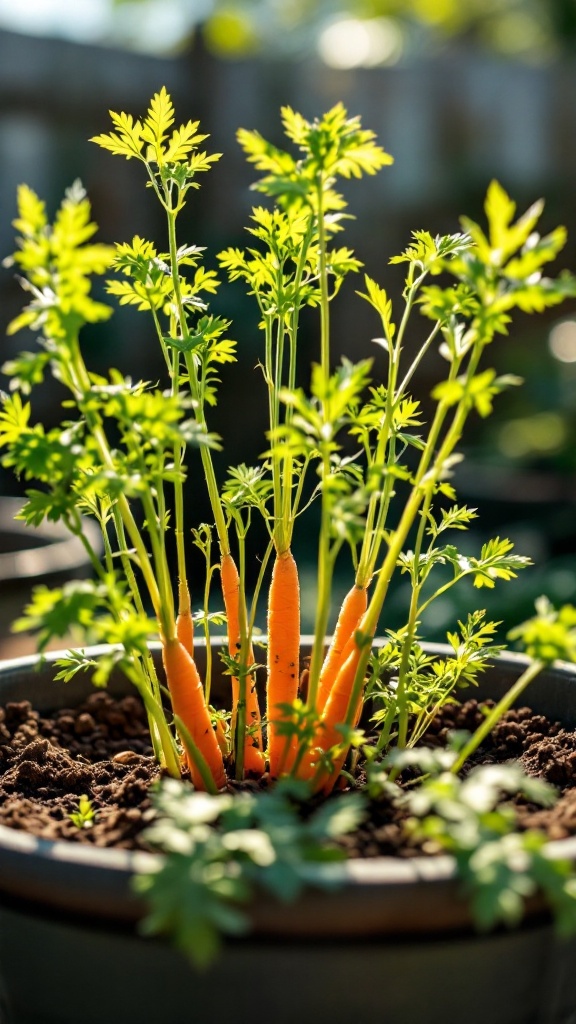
(0, 392, 31, 445)
(140, 87, 175, 163)
(13, 184, 47, 236)
(69, 795, 96, 829)
(137, 779, 367, 967)
(505, 226, 567, 279)
(53, 650, 105, 684)
(484, 181, 545, 263)
(307, 794, 365, 841)
(509, 598, 576, 665)
(358, 275, 395, 338)
(404, 759, 576, 936)
(164, 120, 208, 163)
(2, 350, 51, 394)
(90, 110, 144, 161)
(17, 487, 78, 526)
(431, 379, 464, 407)
(470, 537, 530, 589)
(9, 181, 114, 343)
(390, 231, 472, 270)
(12, 579, 105, 651)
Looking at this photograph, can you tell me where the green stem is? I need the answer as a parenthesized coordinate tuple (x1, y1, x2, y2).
(343, 344, 486, 731)
(150, 304, 172, 375)
(247, 537, 275, 640)
(317, 180, 330, 382)
(375, 697, 400, 754)
(306, 177, 336, 708)
(68, 342, 164, 626)
(356, 285, 409, 586)
(451, 659, 544, 775)
(184, 352, 230, 555)
(123, 660, 181, 778)
(202, 535, 216, 705)
(69, 504, 166, 766)
(174, 716, 219, 794)
(101, 520, 115, 576)
(358, 403, 398, 586)
(140, 487, 175, 640)
(395, 495, 432, 750)
(139, 652, 165, 766)
(171, 347, 190, 620)
(265, 322, 283, 547)
(67, 509, 107, 580)
(396, 321, 442, 397)
(417, 569, 473, 618)
(307, 454, 337, 713)
(281, 221, 315, 544)
(272, 316, 289, 552)
(234, 523, 250, 781)
(165, 205, 230, 559)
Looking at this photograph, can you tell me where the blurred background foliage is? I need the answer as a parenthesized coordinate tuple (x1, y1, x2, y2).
(1, 0, 575, 64)
(0, 0, 575, 641)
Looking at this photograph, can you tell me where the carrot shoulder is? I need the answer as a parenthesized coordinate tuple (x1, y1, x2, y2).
(220, 552, 265, 776)
(162, 637, 226, 791)
(176, 608, 194, 656)
(316, 584, 367, 714)
(176, 580, 194, 656)
(266, 548, 301, 777)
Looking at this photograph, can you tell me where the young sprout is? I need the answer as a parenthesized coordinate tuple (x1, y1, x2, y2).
(69, 795, 96, 830)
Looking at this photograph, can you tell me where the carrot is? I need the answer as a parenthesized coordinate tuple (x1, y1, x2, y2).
(316, 584, 368, 714)
(176, 608, 194, 656)
(162, 637, 226, 790)
(267, 548, 301, 777)
(297, 635, 363, 788)
(321, 695, 363, 794)
(176, 580, 194, 656)
(220, 552, 265, 776)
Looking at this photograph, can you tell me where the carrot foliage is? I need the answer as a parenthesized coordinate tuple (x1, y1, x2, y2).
(3, 89, 576, 956)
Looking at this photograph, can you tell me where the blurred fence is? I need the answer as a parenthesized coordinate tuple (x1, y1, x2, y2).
(1, 28, 576, 634)
(2, 29, 576, 254)
(2, 28, 576, 411)
(1, 32, 575, 327)
(2, 28, 575, 439)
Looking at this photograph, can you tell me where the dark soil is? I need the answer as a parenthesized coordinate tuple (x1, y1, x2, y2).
(0, 693, 158, 848)
(336, 699, 576, 859)
(1, 693, 576, 854)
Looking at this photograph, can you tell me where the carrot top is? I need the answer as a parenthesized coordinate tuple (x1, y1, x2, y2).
(3, 88, 575, 812)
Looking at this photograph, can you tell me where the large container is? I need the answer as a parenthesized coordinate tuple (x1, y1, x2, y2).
(0, 644, 575, 1024)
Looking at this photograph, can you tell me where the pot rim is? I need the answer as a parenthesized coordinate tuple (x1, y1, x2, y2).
(1, 640, 576, 884)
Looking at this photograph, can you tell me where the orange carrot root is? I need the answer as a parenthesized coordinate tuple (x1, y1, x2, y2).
(316, 584, 368, 714)
(266, 549, 301, 778)
(296, 636, 362, 788)
(220, 552, 265, 776)
(321, 695, 363, 795)
(162, 637, 226, 791)
(176, 608, 194, 657)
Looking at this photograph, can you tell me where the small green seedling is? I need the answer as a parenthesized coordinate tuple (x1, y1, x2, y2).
(69, 795, 97, 830)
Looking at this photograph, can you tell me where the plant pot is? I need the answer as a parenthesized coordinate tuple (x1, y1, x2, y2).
(0, 497, 102, 656)
(0, 644, 576, 1024)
